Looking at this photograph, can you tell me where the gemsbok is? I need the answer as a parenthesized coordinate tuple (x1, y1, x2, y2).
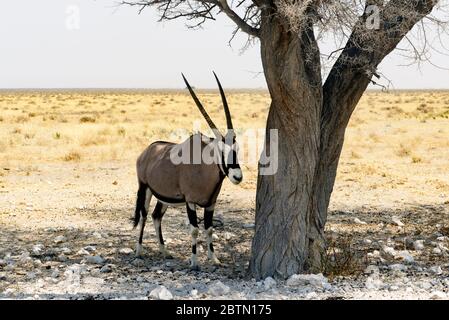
(132, 72, 243, 270)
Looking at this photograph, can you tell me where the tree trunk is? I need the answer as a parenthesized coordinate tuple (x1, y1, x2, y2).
(249, 1, 437, 280)
(249, 13, 329, 279)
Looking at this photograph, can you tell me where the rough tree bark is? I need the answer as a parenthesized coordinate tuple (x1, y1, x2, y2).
(250, 0, 437, 279)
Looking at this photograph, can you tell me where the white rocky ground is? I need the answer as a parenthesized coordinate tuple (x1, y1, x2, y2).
(0, 163, 448, 300)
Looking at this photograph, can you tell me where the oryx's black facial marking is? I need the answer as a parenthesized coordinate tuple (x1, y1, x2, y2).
(192, 244, 197, 255)
(209, 243, 214, 253)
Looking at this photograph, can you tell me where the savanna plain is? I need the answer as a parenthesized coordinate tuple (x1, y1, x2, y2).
(0, 89, 448, 299)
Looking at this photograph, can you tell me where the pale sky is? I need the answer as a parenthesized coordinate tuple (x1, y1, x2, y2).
(0, 0, 448, 89)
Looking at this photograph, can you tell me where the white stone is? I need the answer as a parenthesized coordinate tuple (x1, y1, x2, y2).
(365, 276, 384, 290)
(242, 223, 255, 229)
(54, 236, 66, 244)
(364, 239, 372, 245)
(132, 259, 145, 267)
(223, 232, 233, 240)
(119, 248, 134, 255)
(430, 291, 447, 300)
(150, 286, 173, 300)
(396, 251, 414, 263)
(77, 249, 90, 256)
(190, 289, 198, 297)
(100, 265, 112, 273)
(286, 273, 330, 290)
(263, 277, 277, 290)
(432, 248, 442, 255)
(413, 240, 425, 251)
(430, 266, 443, 275)
(392, 216, 404, 227)
(390, 264, 408, 272)
(92, 232, 103, 239)
(382, 246, 396, 257)
(85, 255, 104, 265)
(354, 218, 367, 225)
(208, 281, 231, 296)
(84, 246, 96, 252)
(32, 244, 44, 255)
(364, 265, 380, 275)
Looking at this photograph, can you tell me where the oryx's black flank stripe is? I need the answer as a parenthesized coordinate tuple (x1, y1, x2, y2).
(148, 186, 185, 204)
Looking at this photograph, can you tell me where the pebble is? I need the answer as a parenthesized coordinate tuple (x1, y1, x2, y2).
(413, 240, 425, 251)
(242, 223, 255, 229)
(119, 248, 134, 255)
(85, 255, 104, 265)
(149, 286, 173, 300)
(286, 273, 331, 290)
(223, 232, 233, 240)
(430, 291, 447, 300)
(92, 232, 103, 239)
(84, 246, 96, 252)
(391, 216, 404, 227)
(132, 259, 145, 267)
(432, 248, 442, 255)
(390, 264, 408, 272)
(395, 251, 414, 264)
(32, 244, 45, 255)
(429, 266, 443, 275)
(365, 276, 384, 290)
(100, 265, 113, 273)
(54, 236, 66, 244)
(354, 218, 367, 225)
(364, 265, 380, 275)
(263, 277, 277, 290)
(77, 249, 90, 256)
(208, 280, 231, 296)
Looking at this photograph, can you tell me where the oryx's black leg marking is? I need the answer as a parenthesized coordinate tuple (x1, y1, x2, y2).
(187, 203, 199, 270)
(135, 183, 151, 256)
(152, 201, 171, 258)
(204, 204, 220, 265)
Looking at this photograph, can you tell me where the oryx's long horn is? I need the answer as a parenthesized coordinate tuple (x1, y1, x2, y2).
(182, 73, 222, 138)
(213, 71, 233, 130)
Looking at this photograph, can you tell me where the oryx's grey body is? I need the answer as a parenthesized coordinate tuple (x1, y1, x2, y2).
(132, 73, 242, 270)
(137, 135, 224, 208)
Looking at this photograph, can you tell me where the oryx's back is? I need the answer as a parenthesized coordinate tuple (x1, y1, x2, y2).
(136, 134, 223, 207)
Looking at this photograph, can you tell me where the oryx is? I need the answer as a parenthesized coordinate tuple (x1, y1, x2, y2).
(132, 72, 242, 270)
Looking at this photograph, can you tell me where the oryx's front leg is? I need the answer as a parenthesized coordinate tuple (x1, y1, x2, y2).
(186, 203, 200, 270)
(204, 204, 221, 265)
(152, 201, 172, 259)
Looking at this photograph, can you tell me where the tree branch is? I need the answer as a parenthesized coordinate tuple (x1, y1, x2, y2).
(121, 0, 260, 37)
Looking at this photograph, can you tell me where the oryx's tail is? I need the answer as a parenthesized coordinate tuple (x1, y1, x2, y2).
(132, 182, 147, 229)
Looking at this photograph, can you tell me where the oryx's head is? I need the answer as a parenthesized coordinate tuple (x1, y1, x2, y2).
(182, 72, 243, 185)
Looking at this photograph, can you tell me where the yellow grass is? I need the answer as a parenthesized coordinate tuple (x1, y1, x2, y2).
(1, 89, 448, 200)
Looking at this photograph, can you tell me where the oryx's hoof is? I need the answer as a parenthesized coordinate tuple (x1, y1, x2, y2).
(209, 254, 221, 266)
(164, 253, 174, 260)
(190, 264, 200, 272)
(135, 244, 144, 257)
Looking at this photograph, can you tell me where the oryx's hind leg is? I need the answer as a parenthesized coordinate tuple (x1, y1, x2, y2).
(204, 204, 221, 265)
(135, 184, 152, 257)
(186, 203, 200, 271)
(152, 201, 172, 259)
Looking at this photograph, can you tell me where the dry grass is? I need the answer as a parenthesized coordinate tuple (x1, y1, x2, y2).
(0, 89, 449, 199)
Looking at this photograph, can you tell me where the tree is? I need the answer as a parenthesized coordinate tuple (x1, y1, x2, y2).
(123, 0, 446, 279)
